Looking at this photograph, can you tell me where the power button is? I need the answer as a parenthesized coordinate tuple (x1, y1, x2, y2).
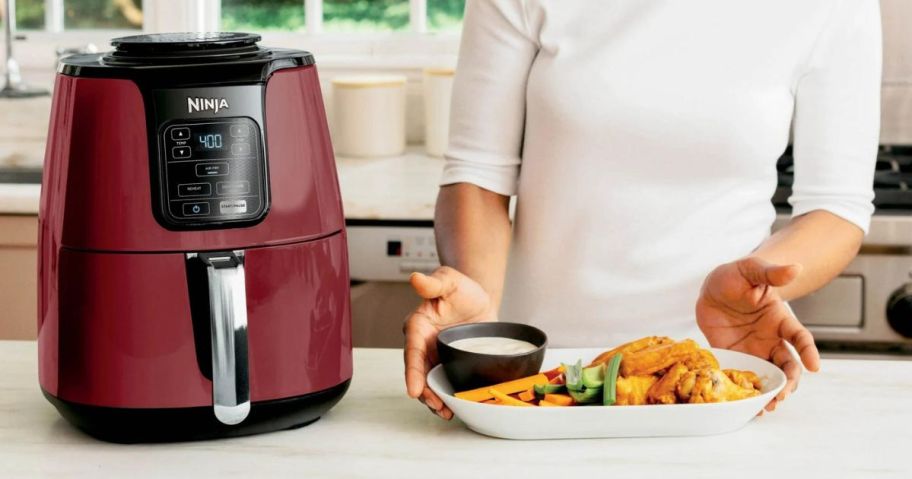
(182, 202, 210, 216)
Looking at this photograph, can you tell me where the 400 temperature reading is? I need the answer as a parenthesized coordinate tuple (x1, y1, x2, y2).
(198, 133, 223, 150)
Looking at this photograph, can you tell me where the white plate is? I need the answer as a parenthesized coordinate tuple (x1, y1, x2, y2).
(428, 348, 786, 440)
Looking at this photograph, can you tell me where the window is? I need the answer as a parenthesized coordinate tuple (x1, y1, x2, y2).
(64, 0, 143, 29)
(323, 0, 410, 33)
(222, 0, 305, 32)
(14, 0, 45, 29)
(427, 0, 464, 32)
(221, 0, 465, 34)
(10, 0, 464, 34)
(10, 0, 143, 30)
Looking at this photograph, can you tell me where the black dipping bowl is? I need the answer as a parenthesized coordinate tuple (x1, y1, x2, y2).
(437, 322, 547, 392)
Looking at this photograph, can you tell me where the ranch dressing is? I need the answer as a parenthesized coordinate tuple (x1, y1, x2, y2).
(448, 337, 538, 355)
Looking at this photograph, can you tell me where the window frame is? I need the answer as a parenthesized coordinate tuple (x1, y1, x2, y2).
(12, 0, 461, 72)
(32, 0, 446, 34)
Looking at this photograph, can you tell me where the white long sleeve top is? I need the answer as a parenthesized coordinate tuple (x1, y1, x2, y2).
(441, 0, 882, 346)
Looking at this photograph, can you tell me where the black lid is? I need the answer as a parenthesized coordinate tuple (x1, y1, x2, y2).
(58, 32, 315, 87)
(105, 32, 268, 66)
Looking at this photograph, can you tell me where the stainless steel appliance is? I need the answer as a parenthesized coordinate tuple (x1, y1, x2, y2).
(773, 147, 912, 354)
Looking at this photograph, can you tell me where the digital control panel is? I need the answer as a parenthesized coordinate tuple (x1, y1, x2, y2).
(158, 117, 266, 227)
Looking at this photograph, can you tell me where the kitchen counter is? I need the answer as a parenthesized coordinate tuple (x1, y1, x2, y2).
(1, 341, 910, 478)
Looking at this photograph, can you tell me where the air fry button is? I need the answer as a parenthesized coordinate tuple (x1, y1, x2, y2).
(195, 162, 229, 177)
(182, 202, 209, 216)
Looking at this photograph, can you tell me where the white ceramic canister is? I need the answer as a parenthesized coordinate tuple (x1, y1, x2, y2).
(331, 75, 407, 158)
(423, 68, 455, 157)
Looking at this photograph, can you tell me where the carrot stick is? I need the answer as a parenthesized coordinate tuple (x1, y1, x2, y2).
(538, 400, 561, 407)
(517, 388, 536, 402)
(489, 389, 533, 407)
(454, 373, 550, 402)
(543, 393, 575, 406)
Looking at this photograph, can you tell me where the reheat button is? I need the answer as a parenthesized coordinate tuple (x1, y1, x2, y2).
(178, 183, 212, 197)
(195, 162, 229, 177)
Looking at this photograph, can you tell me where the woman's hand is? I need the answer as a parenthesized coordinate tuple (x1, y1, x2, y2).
(696, 257, 821, 411)
(404, 266, 495, 420)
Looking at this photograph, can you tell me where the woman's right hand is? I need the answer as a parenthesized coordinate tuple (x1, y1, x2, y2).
(403, 266, 494, 419)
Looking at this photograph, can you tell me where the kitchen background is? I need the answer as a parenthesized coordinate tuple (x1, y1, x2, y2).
(0, 0, 911, 355)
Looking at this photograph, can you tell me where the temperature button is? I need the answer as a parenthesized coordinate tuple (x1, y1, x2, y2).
(230, 124, 250, 137)
(231, 142, 251, 156)
(171, 127, 190, 141)
(172, 146, 191, 160)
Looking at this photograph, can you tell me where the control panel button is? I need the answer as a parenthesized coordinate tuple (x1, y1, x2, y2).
(182, 202, 210, 216)
(172, 146, 191, 159)
(231, 142, 251, 156)
(230, 124, 250, 137)
(217, 181, 250, 196)
(178, 183, 212, 197)
(195, 162, 229, 177)
(220, 199, 248, 215)
(171, 127, 190, 141)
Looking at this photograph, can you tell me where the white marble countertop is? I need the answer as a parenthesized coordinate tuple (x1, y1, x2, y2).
(2, 341, 910, 478)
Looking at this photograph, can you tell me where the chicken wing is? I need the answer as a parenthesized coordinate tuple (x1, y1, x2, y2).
(676, 368, 761, 403)
(615, 375, 659, 406)
(588, 336, 674, 367)
(620, 339, 703, 376)
(723, 369, 762, 391)
(681, 348, 720, 370)
(646, 362, 689, 404)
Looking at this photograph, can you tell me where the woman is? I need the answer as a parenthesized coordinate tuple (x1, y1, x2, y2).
(404, 0, 882, 419)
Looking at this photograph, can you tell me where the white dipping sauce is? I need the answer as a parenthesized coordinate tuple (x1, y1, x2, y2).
(448, 337, 538, 355)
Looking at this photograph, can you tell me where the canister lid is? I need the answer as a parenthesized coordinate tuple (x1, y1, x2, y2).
(58, 32, 315, 85)
(423, 67, 455, 77)
(105, 32, 267, 66)
(331, 75, 408, 89)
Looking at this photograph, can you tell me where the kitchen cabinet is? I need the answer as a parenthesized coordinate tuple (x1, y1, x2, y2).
(0, 215, 37, 339)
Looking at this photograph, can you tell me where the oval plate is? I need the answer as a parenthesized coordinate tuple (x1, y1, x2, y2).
(428, 348, 786, 439)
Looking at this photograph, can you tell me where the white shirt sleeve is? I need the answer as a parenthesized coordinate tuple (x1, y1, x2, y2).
(791, 0, 882, 234)
(440, 0, 539, 196)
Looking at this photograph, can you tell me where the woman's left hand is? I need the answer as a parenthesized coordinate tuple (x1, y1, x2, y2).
(696, 257, 821, 411)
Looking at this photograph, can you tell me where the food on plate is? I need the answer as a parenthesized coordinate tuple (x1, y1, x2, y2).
(453, 337, 764, 407)
(447, 336, 539, 355)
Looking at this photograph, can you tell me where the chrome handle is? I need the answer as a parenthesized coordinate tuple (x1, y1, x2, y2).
(193, 251, 251, 425)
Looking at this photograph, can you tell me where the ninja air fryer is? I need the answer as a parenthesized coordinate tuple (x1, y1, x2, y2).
(37, 33, 352, 442)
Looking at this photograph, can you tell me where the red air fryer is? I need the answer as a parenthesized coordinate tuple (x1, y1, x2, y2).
(38, 33, 352, 442)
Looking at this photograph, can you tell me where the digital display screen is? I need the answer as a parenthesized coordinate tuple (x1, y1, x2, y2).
(165, 120, 257, 161)
(198, 133, 223, 150)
